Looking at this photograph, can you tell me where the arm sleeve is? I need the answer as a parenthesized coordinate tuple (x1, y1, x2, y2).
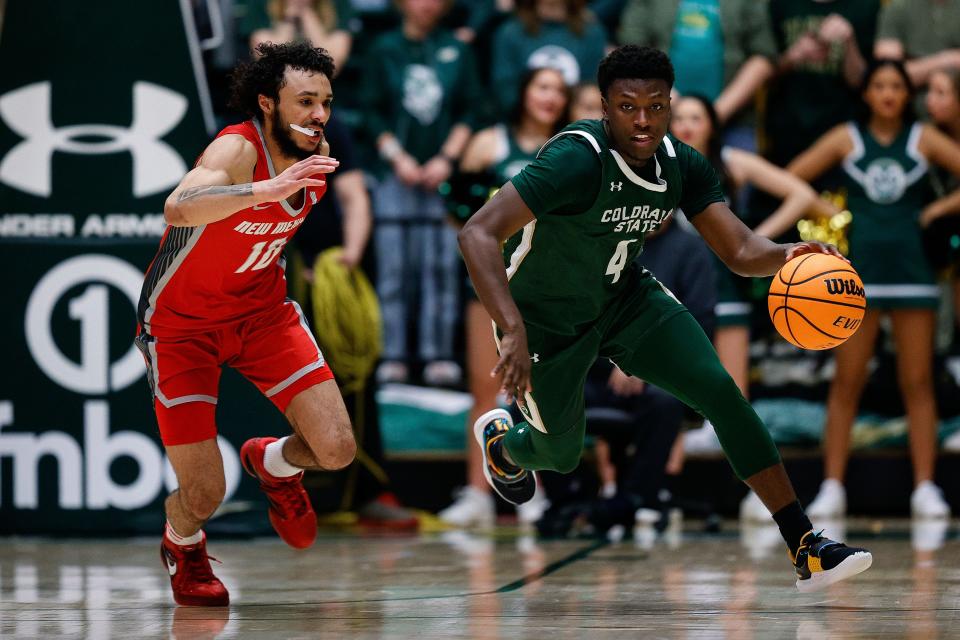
(676, 141, 726, 219)
(510, 136, 601, 216)
(876, 0, 907, 42)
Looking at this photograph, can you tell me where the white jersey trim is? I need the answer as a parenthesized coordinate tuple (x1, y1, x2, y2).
(662, 136, 677, 158)
(715, 302, 752, 316)
(538, 129, 601, 157)
(609, 149, 668, 192)
(864, 284, 939, 298)
(505, 220, 536, 281)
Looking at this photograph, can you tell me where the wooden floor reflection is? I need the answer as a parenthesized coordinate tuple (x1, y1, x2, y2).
(2, 519, 958, 639)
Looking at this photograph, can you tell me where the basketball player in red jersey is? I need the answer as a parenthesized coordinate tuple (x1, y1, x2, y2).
(136, 42, 356, 607)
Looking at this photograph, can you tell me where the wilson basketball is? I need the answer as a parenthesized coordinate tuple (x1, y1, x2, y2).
(768, 253, 866, 350)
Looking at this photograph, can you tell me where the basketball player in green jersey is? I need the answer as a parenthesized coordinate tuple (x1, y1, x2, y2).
(460, 45, 872, 591)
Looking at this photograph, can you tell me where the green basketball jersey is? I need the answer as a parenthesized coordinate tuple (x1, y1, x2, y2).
(841, 121, 938, 301)
(508, 119, 724, 334)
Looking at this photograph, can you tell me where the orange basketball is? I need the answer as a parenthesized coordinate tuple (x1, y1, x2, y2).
(768, 253, 867, 350)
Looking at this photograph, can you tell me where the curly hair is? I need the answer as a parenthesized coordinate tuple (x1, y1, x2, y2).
(597, 45, 674, 98)
(229, 41, 335, 121)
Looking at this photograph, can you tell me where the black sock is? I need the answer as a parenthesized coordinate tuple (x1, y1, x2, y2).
(490, 438, 522, 475)
(772, 500, 813, 557)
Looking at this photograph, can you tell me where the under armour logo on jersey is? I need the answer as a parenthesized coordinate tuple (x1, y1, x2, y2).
(0, 81, 188, 198)
(610, 181, 623, 191)
(530, 353, 540, 363)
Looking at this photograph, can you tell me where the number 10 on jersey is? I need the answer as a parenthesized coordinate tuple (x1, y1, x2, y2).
(235, 238, 288, 273)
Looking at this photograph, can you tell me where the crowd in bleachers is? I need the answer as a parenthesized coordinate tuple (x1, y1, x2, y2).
(194, 0, 960, 527)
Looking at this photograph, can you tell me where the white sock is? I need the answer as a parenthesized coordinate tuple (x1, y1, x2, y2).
(263, 436, 301, 478)
(165, 521, 203, 546)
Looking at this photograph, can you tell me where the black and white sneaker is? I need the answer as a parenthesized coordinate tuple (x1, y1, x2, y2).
(473, 408, 537, 506)
(793, 530, 872, 592)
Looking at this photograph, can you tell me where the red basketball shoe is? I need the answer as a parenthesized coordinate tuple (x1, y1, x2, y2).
(161, 535, 229, 607)
(240, 437, 317, 549)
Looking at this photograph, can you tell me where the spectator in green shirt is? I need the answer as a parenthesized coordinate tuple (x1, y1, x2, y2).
(764, 0, 878, 169)
(491, 0, 607, 115)
(363, 0, 483, 386)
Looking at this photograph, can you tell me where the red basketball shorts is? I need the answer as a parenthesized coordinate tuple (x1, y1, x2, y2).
(136, 299, 334, 445)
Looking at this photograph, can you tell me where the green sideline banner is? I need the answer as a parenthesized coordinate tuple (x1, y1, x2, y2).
(0, 0, 280, 534)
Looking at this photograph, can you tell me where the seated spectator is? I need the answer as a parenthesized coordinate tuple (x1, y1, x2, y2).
(874, 0, 960, 91)
(362, 0, 482, 386)
(764, 0, 879, 169)
(617, 0, 777, 149)
(248, 0, 356, 72)
(788, 59, 960, 520)
(437, 67, 571, 527)
(570, 81, 602, 121)
(491, 0, 607, 115)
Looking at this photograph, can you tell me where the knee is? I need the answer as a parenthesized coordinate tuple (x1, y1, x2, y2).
(313, 421, 357, 471)
(546, 441, 583, 474)
(898, 369, 933, 399)
(178, 479, 225, 521)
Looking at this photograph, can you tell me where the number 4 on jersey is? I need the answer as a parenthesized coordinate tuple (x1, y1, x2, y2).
(605, 239, 637, 283)
(236, 238, 288, 273)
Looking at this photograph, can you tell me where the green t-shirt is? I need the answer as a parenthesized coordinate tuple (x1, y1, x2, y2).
(507, 119, 723, 334)
(766, 0, 879, 166)
(491, 18, 607, 115)
(669, 0, 725, 101)
(362, 29, 482, 170)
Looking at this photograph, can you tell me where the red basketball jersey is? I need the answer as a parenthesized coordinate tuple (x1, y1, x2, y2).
(138, 120, 327, 338)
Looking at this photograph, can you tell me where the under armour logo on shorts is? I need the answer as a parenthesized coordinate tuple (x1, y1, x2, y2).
(610, 181, 623, 191)
(0, 81, 188, 197)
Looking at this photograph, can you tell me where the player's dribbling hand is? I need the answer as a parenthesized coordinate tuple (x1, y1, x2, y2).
(491, 329, 532, 408)
(256, 154, 339, 202)
(785, 241, 849, 264)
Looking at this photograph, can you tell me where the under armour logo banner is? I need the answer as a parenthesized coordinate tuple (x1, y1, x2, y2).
(0, 81, 188, 198)
(610, 181, 623, 191)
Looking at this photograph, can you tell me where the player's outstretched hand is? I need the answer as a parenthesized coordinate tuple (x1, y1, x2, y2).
(255, 155, 339, 203)
(785, 241, 849, 263)
(491, 328, 532, 408)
